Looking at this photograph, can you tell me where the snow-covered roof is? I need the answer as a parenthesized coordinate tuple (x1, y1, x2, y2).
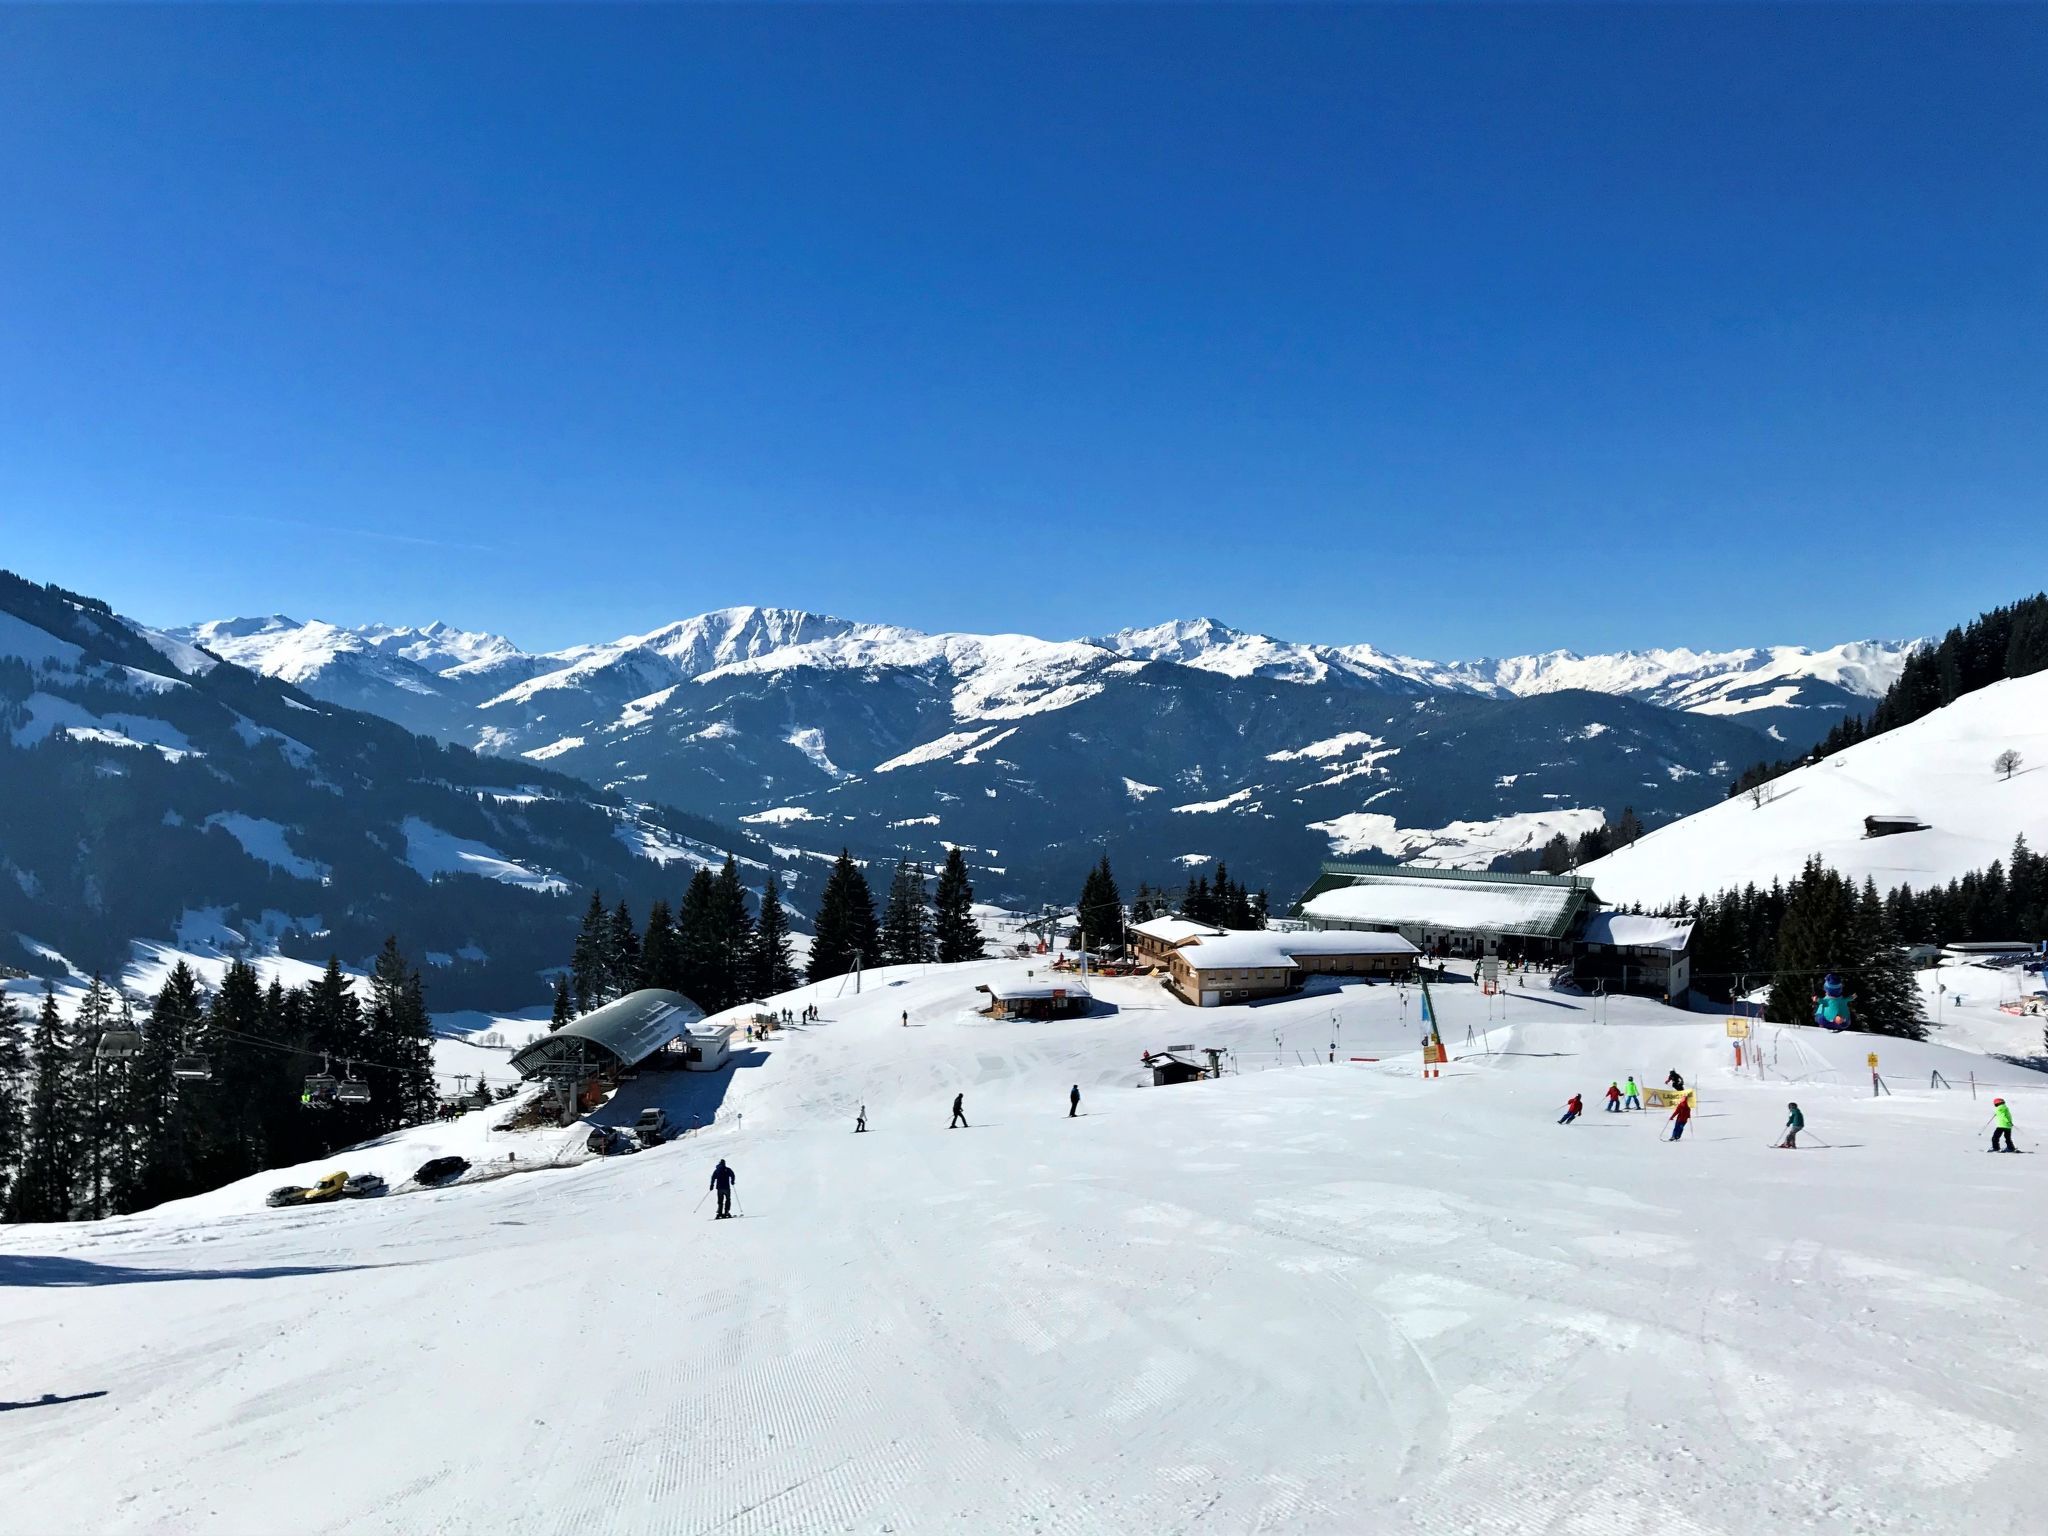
(1131, 916, 1226, 945)
(1178, 929, 1418, 971)
(987, 980, 1093, 1001)
(1301, 871, 1591, 939)
(1577, 913, 1694, 952)
(510, 989, 705, 1077)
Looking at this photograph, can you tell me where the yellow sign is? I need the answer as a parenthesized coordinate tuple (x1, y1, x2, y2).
(1725, 1018, 1751, 1038)
(1866, 1052, 1879, 1071)
(1644, 1087, 1697, 1109)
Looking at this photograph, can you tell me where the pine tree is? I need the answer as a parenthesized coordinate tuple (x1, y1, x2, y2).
(72, 977, 118, 1220)
(1075, 856, 1123, 951)
(136, 963, 205, 1209)
(366, 937, 437, 1134)
(677, 866, 721, 1006)
(933, 849, 984, 964)
(570, 890, 609, 1013)
(712, 856, 758, 1007)
(809, 851, 880, 983)
(102, 993, 148, 1217)
(752, 875, 799, 997)
(640, 900, 681, 993)
(199, 960, 270, 1187)
(1850, 878, 1926, 1039)
(0, 983, 29, 1218)
(11, 983, 80, 1222)
(550, 974, 573, 1028)
(880, 859, 935, 965)
(607, 900, 641, 1001)
(1613, 807, 1645, 847)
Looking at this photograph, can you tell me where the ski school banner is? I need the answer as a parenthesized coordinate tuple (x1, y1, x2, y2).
(1420, 989, 1436, 1031)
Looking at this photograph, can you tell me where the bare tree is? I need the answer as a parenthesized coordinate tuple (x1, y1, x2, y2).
(1747, 781, 1778, 809)
(1994, 748, 2023, 781)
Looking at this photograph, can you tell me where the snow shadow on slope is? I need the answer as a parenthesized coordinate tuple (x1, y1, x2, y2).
(584, 1050, 770, 1133)
(0, 1254, 392, 1288)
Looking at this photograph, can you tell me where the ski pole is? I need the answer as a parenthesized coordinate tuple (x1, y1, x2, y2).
(692, 1189, 710, 1214)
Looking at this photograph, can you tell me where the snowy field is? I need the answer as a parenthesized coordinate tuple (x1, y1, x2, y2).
(1584, 670, 2048, 906)
(4, 958, 2046, 1535)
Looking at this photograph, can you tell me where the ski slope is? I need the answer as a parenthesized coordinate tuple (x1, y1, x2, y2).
(3, 959, 2045, 1535)
(1584, 670, 2048, 906)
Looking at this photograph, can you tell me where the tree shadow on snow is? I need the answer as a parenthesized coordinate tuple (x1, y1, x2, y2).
(0, 1255, 392, 1288)
(0, 1390, 109, 1412)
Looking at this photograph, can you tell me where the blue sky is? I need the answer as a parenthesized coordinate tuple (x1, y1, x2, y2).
(2, 7, 2043, 658)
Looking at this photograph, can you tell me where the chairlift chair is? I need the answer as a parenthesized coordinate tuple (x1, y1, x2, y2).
(96, 1029, 143, 1061)
(336, 1078, 372, 1105)
(171, 1054, 213, 1082)
(303, 1072, 338, 1105)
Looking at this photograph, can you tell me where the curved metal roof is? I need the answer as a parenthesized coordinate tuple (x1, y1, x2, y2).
(509, 988, 705, 1078)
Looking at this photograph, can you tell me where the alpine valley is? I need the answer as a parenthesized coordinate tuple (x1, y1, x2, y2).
(168, 605, 1915, 910)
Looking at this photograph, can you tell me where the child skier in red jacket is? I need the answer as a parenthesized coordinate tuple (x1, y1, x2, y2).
(1558, 1093, 1584, 1125)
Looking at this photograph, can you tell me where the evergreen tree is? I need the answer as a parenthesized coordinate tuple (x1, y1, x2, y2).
(365, 937, 437, 1133)
(303, 957, 371, 1150)
(11, 983, 80, 1222)
(1075, 856, 1123, 951)
(933, 849, 984, 964)
(198, 960, 271, 1188)
(135, 963, 205, 1209)
(607, 899, 640, 1000)
(102, 993, 148, 1217)
(809, 851, 880, 983)
(1850, 878, 1926, 1039)
(550, 973, 573, 1028)
(639, 900, 681, 993)
(570, 890, 609, 1013)
(752, 874, 800, 997)
(1538, 833, 1574, 874)
(0, 984, 29, 1218)
(880, 859, 936, 965)
(711, 856, 758, 1007)
(677, 866, 721, 1005)
(72, 977, 118, 1220)
(1612, 807, 1645, 847)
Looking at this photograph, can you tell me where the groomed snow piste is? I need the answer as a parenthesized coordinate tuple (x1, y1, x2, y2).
(3, 958, 2044, 1534)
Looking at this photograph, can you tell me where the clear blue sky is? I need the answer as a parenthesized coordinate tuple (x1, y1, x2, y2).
(3, 6, 2043, 658)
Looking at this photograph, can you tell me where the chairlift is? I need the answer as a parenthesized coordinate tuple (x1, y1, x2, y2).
(336, 1077, 372, 1105)
(171, 1054, 213, 1082)
(303, 1071, 337, 1106)
(96, 1029, 143, 1061)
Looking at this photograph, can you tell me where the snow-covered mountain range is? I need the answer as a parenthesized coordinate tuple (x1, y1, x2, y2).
(162, 607, 1916, 905)
(0, 577, 811, 1005)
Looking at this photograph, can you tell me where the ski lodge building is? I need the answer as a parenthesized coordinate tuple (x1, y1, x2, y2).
(1129, 916, 1226, 965)
(509, 988, 707, 1120)
(1294, 862, 1693, 1004)
(979, 978, 1095, 1020)
(1164, 928, 1419, 1007)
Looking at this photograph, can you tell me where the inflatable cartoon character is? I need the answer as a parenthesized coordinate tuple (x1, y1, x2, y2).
(1813, 973, 1852, 1031)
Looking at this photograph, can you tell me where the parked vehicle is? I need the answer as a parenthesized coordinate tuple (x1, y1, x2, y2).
(585, 1125, 636, 1156)
(342, 1173, 388, 1199)
(414, 1156, 470, 1186)
(265, 1184, 309, 1209)
(634, 1108, 670, 1146)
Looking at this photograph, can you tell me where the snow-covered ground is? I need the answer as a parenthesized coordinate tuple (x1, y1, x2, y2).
(4, 953, 2045, 1534)
(1583, 670, 2048, 907)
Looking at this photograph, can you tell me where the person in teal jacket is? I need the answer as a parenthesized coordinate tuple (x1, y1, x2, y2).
(1780, 1102, 1805, 1149)
(1991, 1098, 2016, 1153)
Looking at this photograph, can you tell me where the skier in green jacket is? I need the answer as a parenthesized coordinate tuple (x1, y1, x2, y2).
(1991, 1098, 2017, 1153)
(1623, 1076, 1641, 1111)
(1780, 1102, 1805, 1149)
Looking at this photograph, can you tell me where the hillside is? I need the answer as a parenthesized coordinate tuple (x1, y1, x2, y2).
(2, 959, 2041, 1533)
(1582, 669, 2048, 907)
(0, 574, 815, 1008)
(169, 606, 1911, 905)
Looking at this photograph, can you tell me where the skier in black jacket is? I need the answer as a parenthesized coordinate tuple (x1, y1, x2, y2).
(709, 1158, 736, 1218)
(949, 1093, 968, 1129)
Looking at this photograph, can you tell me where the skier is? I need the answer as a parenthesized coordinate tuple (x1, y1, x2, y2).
(1069, 1084, 1081, 1119)
(1604, 1082, 1622, 1113)
(709, 1158, 737, 1219)
(1558, 1093, 1584, 1125)
(1623, 1076, 1641, 1111)
(902, 1010, 909, 1029)
(1991, 1098, 2016, 1153)
(1781, 1102, 1804, 1149)
(949, 1093, 968, 1129)
(1666, 1069, 1686, 1093)
(855, 1105, 867, 1134)
(1667, 1095, 1692, 1143)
